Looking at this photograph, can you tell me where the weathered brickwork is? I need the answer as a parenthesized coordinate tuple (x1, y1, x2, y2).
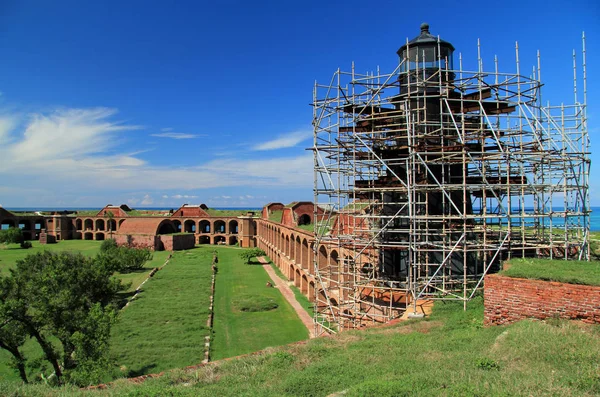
(484, 274, 600, 325)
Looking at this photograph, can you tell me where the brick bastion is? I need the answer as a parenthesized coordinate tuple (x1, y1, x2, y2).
(484, 274, 600, 326)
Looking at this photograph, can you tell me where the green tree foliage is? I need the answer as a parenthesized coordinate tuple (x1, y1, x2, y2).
(98, 239, 152, 273)
(239, 248, 266, 264)
(0, 251, 127, 385)
(0, 227, 24, 245)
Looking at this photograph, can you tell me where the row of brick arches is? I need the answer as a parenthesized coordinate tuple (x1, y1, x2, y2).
(76, 218, 239, 235)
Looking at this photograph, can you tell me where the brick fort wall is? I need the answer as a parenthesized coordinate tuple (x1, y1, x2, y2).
(484, 274, 600, 326)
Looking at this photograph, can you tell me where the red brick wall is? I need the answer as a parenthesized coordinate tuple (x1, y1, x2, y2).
(115, 234, 159, 250)
(484, 274, 600, 326)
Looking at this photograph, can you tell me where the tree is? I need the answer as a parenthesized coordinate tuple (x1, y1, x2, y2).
(98, 239, 152, 273)
(0, 251, 126, 385)
(0, 227, 24, 245)
(239, 248, 266, 264)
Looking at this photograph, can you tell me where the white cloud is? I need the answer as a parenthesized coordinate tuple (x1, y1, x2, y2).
(140, 194, 153, 205)
(171, 194, 198, 199)
(162, 195, 169, 199)
(0, 106, 313, 206)
(150, 132, 199, 139)
(252, 129, 312, 151)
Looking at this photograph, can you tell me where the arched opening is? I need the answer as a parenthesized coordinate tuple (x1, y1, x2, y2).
(318, 245, 328, 271)
(302, 275, 308, 294)
(95, 219, 105, 231)
(290, 234, 295, 261)
(229, 220, 238, 234)
(76, 219, 83, 230)
(1, 219, 15, 230)
(309, 281, 315, 302)
(22, 231, 32, 241)
(295, 236, 301, 263)
(289, 265, 295, 281)
(157, 220, 176, 235)
(108, 219, 117, 233)
(96, 232, 105, 241)
(229, 236, 238, 245)
(84, 219, 93, 231)
(198, 236, 210, 244)
(295, 269, 301, 288)
(199, 220, 210, 233)
(118, 219, 126, 228)
(214, 235, 226, 245)
(19, 220, 32, 231)
(184, 220, 196, 233)
(172, 220, 182, 233)
(285, 235, 290, 257)
(214, 220, 225, 234)
(302, 239, 309, 269)
(298, 214, 311, 226)
(330, 250, 339, 284)
(84, 232, 93, 240)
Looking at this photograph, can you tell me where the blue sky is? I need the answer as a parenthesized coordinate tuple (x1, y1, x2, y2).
(0, 0, 598, 208)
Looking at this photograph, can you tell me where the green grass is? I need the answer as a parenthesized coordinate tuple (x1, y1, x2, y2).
(0, 240, 169, 382)
(0, 240, 102, 274)
(268, 210, 283, 223)
(296, 223, 314, 232)
(109, 248, 214, 379)
(4, 295, 599, 396)
(204, 209, 252, 217)
(501, 258, 600, 286)
(210, 247, 308, 360)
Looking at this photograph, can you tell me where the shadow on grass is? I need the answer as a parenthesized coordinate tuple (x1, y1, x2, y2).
(127, 363, 157, 378)
(116, 290, 139, 308)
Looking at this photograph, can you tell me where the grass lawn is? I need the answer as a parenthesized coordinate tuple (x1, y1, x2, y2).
(501, 258, 600, 286)
(5, 295, 599, 396)
(210, 247, 309, 360)
(0, 240, 169, 382)
(109, 247, 214, 379)
(0, 240, 102, 274)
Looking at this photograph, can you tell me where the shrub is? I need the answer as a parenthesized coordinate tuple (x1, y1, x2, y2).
(20, 241, 32, 249)
(239, 248, 266, 264)
(100, 238, 118, 252)
(232, 294, 278, 312)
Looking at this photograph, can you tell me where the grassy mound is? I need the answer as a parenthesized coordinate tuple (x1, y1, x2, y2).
(232, 294, 278, 312)
(3, 295, 599, 396)
(501, 258, 600, 286)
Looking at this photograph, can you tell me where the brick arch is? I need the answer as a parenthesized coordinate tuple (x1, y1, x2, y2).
(199, 220, 211, 233)
(229, 220, 238, 234)
(156, 219, 177, 235)
(76, 219, 83, 230)
(290, 233, 295, 261)
(294, 235, 300, 263)
(318, 245, 328, 271)
(184, 219, 196, 233)
(84, 218, 93, 230)
(330, 249, 339, 283)
(214, 220, 226, 233)
(301, 274, 308, 294)
(302, 238, 309, 269)
(172, 220, 182, 233)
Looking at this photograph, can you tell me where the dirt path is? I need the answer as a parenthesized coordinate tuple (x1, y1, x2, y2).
(257, 256, 315, 338)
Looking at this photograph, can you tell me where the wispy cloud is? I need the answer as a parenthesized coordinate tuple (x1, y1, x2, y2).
(0, 106, 312, 206)
(252, 129, 311, 151)
(150, 132, 199, 139)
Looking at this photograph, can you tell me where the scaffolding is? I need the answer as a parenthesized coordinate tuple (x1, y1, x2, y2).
(312, 25, 589, 334)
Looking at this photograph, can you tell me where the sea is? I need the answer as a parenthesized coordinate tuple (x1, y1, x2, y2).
(6, 206, 600, 231)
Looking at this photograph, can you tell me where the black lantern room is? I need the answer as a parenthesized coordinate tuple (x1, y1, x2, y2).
(397, 23, 455, 96)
